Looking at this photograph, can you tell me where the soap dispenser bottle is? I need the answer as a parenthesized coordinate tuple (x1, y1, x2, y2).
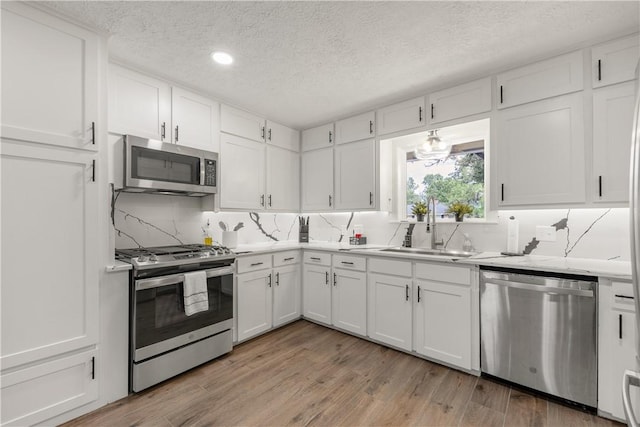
(463, 233, 473, 252)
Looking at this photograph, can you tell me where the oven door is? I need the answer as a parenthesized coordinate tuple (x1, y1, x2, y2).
(132, 266, 233, 361)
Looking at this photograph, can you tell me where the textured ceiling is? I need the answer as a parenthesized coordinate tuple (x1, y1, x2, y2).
(42, 1, 639, 130)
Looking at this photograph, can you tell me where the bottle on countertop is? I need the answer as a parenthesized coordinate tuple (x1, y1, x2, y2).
(463, 233, 473, 252)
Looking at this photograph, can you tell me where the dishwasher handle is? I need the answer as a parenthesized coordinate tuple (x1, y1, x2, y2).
(486, 277, 594, 297)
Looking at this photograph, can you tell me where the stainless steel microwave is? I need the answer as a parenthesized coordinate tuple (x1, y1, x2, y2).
(115, 135, 217, 196)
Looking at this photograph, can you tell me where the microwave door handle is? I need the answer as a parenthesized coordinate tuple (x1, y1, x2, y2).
(136, 266, 234, 290)
(200, 158, 206, 186)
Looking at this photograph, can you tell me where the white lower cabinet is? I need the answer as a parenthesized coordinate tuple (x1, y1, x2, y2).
(598, 279, 640, 421)
(236, 251, 300, 342)
(1, 349, 98, 426)
(414, 264, 472, 370)
(302, 252, 332, 325)
(237, 269, 273, 342)
(367, 273, 413, 352)
(273, 263, 301, 327)
(331, 256, 367, 337)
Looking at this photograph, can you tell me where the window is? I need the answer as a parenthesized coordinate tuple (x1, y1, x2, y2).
(384, 118, 490, 222)
(406, 144, 485, 219)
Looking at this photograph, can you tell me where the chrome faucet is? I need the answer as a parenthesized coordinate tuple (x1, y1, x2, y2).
(427, 197, 444, 249)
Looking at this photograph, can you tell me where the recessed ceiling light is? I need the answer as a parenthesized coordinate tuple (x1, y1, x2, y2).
(211, 51, 233, 65)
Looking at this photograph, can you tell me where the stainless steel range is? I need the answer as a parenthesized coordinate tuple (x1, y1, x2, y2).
(116, 244, 235, 392)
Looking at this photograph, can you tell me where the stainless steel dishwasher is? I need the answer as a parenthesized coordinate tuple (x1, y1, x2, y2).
(480, 268, 597, 408)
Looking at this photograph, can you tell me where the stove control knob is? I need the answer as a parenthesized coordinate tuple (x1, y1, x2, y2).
(149, 254, 158, 262)
(138, 255, 149, 262)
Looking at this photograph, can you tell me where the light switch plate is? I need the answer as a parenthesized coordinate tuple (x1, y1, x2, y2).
(536, 225, 556, 242)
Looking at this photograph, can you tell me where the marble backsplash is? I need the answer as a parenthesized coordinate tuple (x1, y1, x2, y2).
(113, 192, 631, 261)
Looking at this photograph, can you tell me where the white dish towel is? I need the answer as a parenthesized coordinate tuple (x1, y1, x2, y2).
(183, 271, 209, 316)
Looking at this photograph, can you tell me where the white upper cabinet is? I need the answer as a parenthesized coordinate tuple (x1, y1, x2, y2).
(301, 147, 334, 211)
(108, 64, 171, 141)
(220, 105, 265, 143)
(593, 81, 636, 203)
(376, 97, 426, 136)
(334, 139, 376, 210)
(302, 123, 334, 151)
(1, 3, 99, 151)
(428, 78, 492, 124)
(220, 133, 265, 210)
(496, 92, 585, 206)
(496, 50, 583, 109)
(592, 34, 640, 88)
(171, 87, 219, 151)
(266, 120, 299, 152)
(335, 111, 375, 144)
(266, 145, 300, 211)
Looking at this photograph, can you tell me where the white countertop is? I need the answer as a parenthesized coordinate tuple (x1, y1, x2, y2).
(105, 260, 133, 272)
(231, 242, 633, 280)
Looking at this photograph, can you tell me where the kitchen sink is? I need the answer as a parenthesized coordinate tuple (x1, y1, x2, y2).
(380, 247, 476, 258)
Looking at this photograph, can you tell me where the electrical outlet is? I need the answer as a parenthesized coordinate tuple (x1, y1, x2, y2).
(536, 225, 556, 242)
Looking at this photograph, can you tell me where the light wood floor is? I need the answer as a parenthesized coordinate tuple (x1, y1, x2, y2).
(65, 320, 623, 427)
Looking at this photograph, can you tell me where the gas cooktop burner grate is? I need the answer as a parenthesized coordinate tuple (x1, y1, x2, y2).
(115, 244, 235, 270)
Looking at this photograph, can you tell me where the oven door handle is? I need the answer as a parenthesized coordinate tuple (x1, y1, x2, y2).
(135, 266, 235, 291)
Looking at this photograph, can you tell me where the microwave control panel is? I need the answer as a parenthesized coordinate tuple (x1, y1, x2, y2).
(204, 159, 216, 186)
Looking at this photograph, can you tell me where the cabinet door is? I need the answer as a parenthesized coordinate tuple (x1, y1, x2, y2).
(1, 3, 99, 150)
(429, 77, 492, 124)
(497, 50, 583, 109)
(108, 64, 171, 141)
(237, 270, 273, 341)
(496, 93, 585, 206)
(302, 123, 334, 151)
(273, 264, 300, 327)
(301, 148, 334, 211)
(220, 134, 265, 209)
(367, 273, 412, 351)
(171, 87, 219, 151)
(376, 97, 425, 136)
(266, 145, 300, 211)
(334, 139, 375, 210)
(332, 269, 367, 337)
(221, 104, 265, 143)
(302, 265, 331, 325)
(592, 34, 640, 88)
(1, 349, 97, 426)
(1, 140, 98, 369)
(335, 111, 375, 144)
(414, 280, 471, 369)
(593, 82, 636, 203)
(598, 280, 640, 420)
(266, 120, 299, 152)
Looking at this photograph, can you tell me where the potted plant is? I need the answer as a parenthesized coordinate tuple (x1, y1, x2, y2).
(447, 201, 474, 222)
(411, 201, 428, 222)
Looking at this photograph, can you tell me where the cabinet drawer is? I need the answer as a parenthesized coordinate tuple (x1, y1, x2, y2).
(273, 250, 300, 267)
(612, 280, 635, 311)
(303, 251, 331, 266)
(333, 254, 366, 271)
(237, 254, 272, 273)
(415, 263, 470, 285)
(369, 257, 412, 277)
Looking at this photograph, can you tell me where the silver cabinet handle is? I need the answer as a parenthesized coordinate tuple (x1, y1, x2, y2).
(250, 262, 264, 267)
(333, 273, 337, 287)
(325, 271, 329, 285)
(91, 122, 96, 145)
(175, 125, 179, 142)
(369, 120, 373, 134)
(405, 284, 409, 301)
(275, 272, 279, 286)
(267, 273, 272, 287)
(161, 122, 166, 140)
(311, 257, 321, 261)
(283, 257, 295, 261)
(417, 285, 421, 302)
(260, 195, 265, 206)
(329, 195, 332, 207)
